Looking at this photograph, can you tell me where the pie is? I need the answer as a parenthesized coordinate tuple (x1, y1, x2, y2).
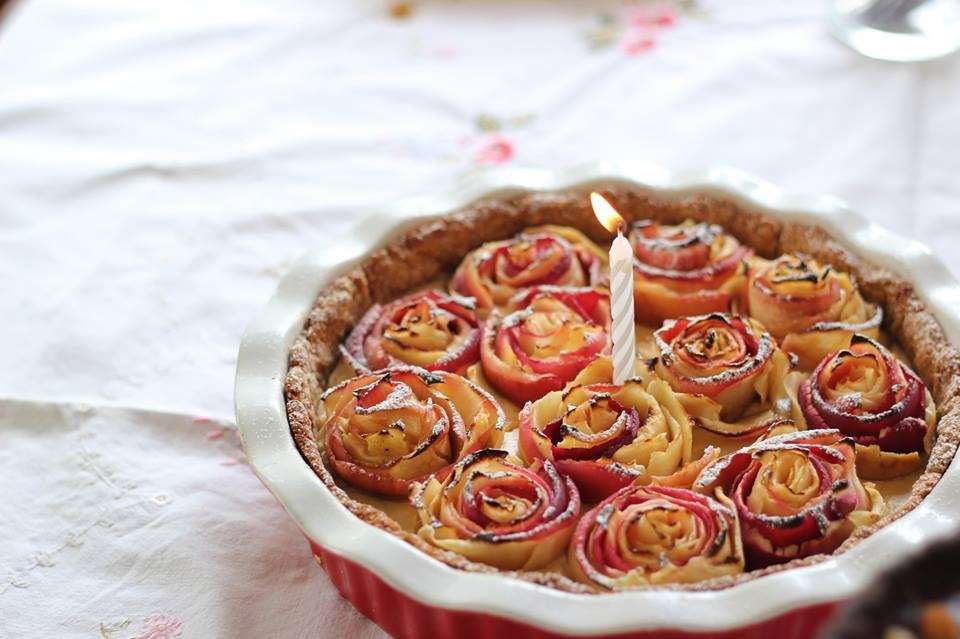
(285, 186, 960, 593)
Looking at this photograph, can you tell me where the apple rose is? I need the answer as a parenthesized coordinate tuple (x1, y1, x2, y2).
(480, 286, 611, 404)
(342, 290, 480, 374)
(450, 225, 606, 313)
(411, 449, 580, 570)
(693, 429, 884, 568)
(321, 367, 505, 497)
(628, 219, 752, 325)
(650, 313, 791, 438)
(747, 254, 882, 370)
(789, 335, 936, 479)
(569, 484, 744, 589)
(519, 357, 693, 501)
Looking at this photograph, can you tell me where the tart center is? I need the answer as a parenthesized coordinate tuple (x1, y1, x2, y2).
(748, 450, 821, 516)
(384, 300, 460, 352)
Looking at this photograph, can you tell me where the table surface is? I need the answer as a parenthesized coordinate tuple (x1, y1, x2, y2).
(1, 1, 959, 638)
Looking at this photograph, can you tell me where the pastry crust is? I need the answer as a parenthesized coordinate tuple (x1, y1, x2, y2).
(284, 185, 960, 594)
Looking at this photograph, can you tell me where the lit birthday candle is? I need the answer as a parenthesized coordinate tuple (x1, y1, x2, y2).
(591, 192, 636, 385)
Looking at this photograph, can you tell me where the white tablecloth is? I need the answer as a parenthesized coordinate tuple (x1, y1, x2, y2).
(2, 1, 959, 637)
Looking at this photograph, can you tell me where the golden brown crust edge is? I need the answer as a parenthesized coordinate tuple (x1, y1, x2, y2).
(283, 185, 960, 594)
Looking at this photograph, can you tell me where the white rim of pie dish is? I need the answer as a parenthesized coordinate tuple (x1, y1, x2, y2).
(235, 163, 960, 635)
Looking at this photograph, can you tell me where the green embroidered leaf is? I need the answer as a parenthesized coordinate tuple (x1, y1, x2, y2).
(475, 113, 502, 132)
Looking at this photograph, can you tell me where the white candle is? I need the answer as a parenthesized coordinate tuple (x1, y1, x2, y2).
(590, 193, 636, 385)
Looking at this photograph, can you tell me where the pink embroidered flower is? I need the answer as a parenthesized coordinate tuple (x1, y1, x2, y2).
(622, 34, 657, 55)
(616, 2, 679, 56)
(474, 135, 515, 165)
(135, 613, 182, 639)
(628, 3, 678, 27)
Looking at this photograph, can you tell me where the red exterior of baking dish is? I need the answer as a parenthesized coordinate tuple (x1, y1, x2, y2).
(312, 541, 839, 639)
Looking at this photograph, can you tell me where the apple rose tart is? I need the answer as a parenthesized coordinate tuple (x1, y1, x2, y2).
(747, 254, 882, 370)
(342, 290, 481, 374)
(569, 484, 744, 589)
(649, 313, 791, 439)
(411, 449, 580, 570)
(480, 286, 611, 404)
(788, 334, 936, 479)
(628, 219, 752, 325)
(519, 357, 693, 501)
(321, 367, 505, 497)
(693, 429, 884, 567)
(450, 225, 606, 314)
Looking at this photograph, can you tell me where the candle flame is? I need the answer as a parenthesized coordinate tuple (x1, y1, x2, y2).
(590, 192, 625, 234)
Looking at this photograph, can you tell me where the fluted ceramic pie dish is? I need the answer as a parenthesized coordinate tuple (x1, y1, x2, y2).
(235, 164, 960, 638)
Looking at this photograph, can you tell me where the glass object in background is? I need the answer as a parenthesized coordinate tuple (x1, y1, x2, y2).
(831, 0, 960, 61)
